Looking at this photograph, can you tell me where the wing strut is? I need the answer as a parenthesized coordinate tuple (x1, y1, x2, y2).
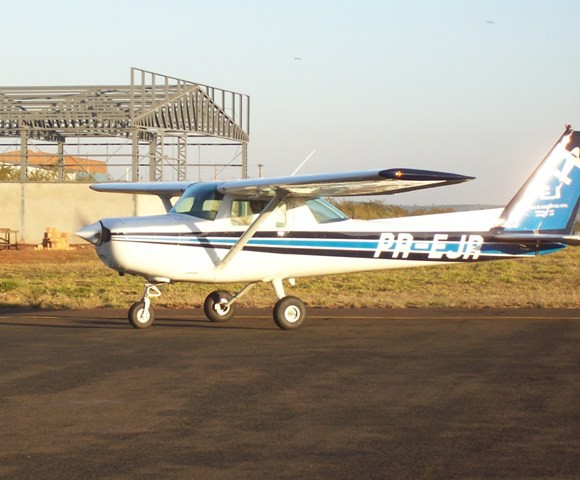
(217, 191, 289, 269)
(159, 196, 175, 213)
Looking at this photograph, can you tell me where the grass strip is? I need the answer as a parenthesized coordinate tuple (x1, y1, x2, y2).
(1, 248, 578, 309)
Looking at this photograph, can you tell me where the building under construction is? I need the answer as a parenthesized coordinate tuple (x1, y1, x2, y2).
(0, 68, 250, 182)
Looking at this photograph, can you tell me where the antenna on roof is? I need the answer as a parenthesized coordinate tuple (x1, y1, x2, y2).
(291, 149, 317, 176)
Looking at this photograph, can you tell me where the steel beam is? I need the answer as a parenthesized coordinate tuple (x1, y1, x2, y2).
(19, 128, 27, 182)
(57, 142, 64, 181)
(131, 129, 139, 182)
(0, 68, 250, 182)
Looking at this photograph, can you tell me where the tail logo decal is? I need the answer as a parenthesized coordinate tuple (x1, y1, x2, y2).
(501, 131, 580, 233)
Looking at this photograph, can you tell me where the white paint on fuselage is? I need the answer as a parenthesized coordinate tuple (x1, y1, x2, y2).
(94, 201, 503, 284)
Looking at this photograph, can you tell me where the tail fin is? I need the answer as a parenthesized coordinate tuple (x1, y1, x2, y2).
(497, 126, 580, 235)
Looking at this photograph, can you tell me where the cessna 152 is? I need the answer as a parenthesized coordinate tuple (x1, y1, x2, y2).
(77, 126, 580, 330)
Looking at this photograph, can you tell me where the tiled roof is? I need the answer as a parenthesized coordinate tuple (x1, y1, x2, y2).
(0, 150, 106, 173)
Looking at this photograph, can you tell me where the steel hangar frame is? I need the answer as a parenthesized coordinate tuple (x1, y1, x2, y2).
(0, 68, 250, 182)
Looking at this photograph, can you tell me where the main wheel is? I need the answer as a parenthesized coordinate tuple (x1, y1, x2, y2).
(128, 301, 155, 329)
(204, 290, 236, 322)
(273, 296, 306, 330)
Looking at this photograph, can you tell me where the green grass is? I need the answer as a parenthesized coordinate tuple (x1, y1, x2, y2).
(1, 204, 578, 310)
(0, 247, 578, 309)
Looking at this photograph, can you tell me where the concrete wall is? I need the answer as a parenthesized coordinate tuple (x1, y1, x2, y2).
(0, 183, 168, 245)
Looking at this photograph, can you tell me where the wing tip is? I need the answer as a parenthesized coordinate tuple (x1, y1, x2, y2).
(379, 168, 475, 182)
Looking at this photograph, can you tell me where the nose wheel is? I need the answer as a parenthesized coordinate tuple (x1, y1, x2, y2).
(128, 300, 155, 329)
(128, 283, 162, 329)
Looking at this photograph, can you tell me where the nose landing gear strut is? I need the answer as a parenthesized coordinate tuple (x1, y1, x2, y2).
(128, 283, 162, 329)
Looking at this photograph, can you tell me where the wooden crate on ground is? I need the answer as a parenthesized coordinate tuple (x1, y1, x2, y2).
(35, 227, 72, 250)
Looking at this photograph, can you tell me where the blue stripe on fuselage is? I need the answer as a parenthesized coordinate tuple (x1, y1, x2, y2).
(109, 231, 565, 261)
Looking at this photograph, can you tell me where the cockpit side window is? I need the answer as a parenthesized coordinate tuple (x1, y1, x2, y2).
(171, 183, 223, 220)
(306, 198, 350, 223)
(230, 198, 287, 227)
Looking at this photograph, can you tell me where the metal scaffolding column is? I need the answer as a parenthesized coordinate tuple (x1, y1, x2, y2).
(131, 129, 139, 182)
(241, 142, 248, 179)
(19, 128, 27, 182)
(148, 139, 156, 182)
(57, 142, 64, 181)
(176, 135, 187, 181)
(154, 134, 164, 181)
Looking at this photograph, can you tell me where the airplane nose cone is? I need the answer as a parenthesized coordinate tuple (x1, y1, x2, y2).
(76, 221, 104, 245)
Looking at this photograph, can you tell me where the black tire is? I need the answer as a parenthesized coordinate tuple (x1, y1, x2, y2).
(128, 301, 155, 329)
(273, 296, 306, 330)
(204, 290, 236, 322)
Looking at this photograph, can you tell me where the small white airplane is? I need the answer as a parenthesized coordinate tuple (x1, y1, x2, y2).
(77, 126, 580, 330)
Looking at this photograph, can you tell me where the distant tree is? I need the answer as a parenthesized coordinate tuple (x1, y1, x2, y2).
(0, 165, 105, 182)
(26, 167, 59, 181)
(330, 199, 410, 219)
(0, 165, 19, 181)
(330, 199, 454, 220)
(409, 206, 454, 216)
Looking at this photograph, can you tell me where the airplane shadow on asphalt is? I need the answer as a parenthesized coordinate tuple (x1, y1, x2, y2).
(0, 313, 276, 331)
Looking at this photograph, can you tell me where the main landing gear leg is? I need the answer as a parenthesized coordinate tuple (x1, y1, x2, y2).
(203, 279, 307, 330)
(128, 283, 162, 329)
(271, 278, 306, 330)
(204, 283, 257, 323)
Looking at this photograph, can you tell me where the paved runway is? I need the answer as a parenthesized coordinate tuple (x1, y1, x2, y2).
(0, 308, 579, 479)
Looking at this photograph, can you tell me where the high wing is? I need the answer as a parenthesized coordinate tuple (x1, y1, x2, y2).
(90, 182, 192, 196)
(218, 168, 474, 197)
(90, 182, 193, 212)
(89, 168, 473, 212)
(89, 168, 473, 200)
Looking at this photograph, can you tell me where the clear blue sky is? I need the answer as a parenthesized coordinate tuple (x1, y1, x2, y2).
(3, 0, 580, 205)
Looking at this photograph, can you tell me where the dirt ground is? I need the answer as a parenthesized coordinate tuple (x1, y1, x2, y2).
(0, 245, 95, 264)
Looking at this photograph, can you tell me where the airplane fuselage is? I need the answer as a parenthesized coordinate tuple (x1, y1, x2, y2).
(92, 207, 564, 284)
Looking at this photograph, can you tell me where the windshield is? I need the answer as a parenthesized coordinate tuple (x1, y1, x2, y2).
(306, 198, 349, 223)
(171, 183, 223, 220)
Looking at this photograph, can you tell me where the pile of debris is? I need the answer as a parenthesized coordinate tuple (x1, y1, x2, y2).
(36, 227, 72, 250)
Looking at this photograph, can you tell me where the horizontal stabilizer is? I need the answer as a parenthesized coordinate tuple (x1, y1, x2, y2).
(490, 233, 580, 247)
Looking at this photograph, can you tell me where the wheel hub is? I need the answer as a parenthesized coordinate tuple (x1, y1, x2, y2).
(284, 305, 301, 323)
(214, 303, 230, 316)
(137, 308, 150, 323)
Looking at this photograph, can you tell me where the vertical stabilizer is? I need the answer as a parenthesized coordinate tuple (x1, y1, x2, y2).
(497, 127, 580, 235)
